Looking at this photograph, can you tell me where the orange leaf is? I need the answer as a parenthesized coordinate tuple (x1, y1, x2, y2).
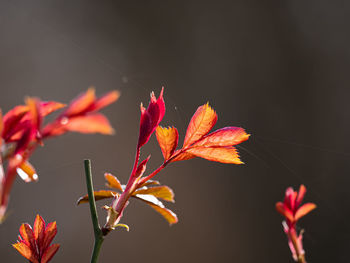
(156, 126, 179, 160)
(64, 113, 114, 134)
(17, 161, 38, 182)
(183, 103, 217, 148)
(13, 242, 38, 263)
(19, 223, 35, 248)
(138, 179, 160, 188)
(134, 195, 178, 225)
(295, 203, 316, 221)
(193, 127, 250, 147)
(186, 146, 243, 164)
(77, 190, 118, 205)
(40, 101, 66, 116)
(34, 215, 45, 250)
(170, 150, 196, 162)
(104, 173, 123, 191)
(41, 244, 60, 263)
(65, 88, 96, 116)
(93, 90, 120, 112)
(133, 185, 175, 202)
(296, 184, 306, 206)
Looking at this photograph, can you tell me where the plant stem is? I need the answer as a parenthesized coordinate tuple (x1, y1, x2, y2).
(84, 159, 104, 263)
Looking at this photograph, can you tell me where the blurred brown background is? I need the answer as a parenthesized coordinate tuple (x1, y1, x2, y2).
(1, 1, 350, 262)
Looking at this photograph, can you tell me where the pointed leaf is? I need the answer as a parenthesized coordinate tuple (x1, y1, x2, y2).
(42, 222, 57, 252)
(133, 156, 150, 178)
(105, 173, 123, 191)
(16, 161, 38, 182)
(41, 244, 60, 263)
(295, 203, 316, 221)
(13, 242, 39, 263)
(40, 101, 66, 116)
(92, 90, 120, 112)
(77, 190, 118, 205)
(156, 126, 179, 160)
(64, 88, 96, 116)
(276, 202, 294, 222)
(183, 103, 217, 147)
(170, 150, 196, 162)
(133, 185, 175, 202)
(19, 223, 36, 252)
(34, 215, 46, 250)
(134, 195, 178, 225)
(64, 113, 114, 134)
(193, 127, 250, 147)
(138, 179, 160, 188)
(186, 146, 243, 164)
(296, 184, 306, 207)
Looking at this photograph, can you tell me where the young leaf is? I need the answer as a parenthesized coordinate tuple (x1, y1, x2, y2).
(295, 203, 317, 221)
(193, 127, 250, 147)
(104, 173, 123, 191)
(77, 190, 118, 205)
(156, 126, 179, 160)
(133, 185, 175, 202)
(64, 88, 96, 117)
(41, 244, 60, 263)
(183, 103, 217, 148)
(134, 195, 178, 225)
(12, 242, 38, 263)
(186, 146, 243, 164)
(64, 113, 114, 134)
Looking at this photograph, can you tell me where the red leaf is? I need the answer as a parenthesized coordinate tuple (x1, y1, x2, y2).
(133, 185, 175, 202)
(133, 156, 150, 178)
(77, 190, 118, 205)
(138, 88, 165, 148)
(186, 146, 243, 164)
(296, 184, 306, 207)
(104, 173, 123, 191)
(64, 113, 114, 134)
(170, 150, 196, 162)
(193, 127, 250, 147)
(42, 221, 57, 252)
(156, 126, 178, 160)
(295, 203, 316, 221)
(276, 202, 294, 222)
(41, 244, 60, 263)
(183, 103, 217, 148)
(34, 215, 46, 251)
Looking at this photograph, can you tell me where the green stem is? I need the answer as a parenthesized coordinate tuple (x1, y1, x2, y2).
(84, 159, 104, 263)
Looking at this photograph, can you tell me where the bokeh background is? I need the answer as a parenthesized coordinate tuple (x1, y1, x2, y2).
(1, 1, 350, 262)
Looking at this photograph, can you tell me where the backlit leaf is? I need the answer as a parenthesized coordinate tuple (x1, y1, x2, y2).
(133, 185, 175, 202)
(193, 127, 250, 147)
(41, 244, 60, 263)
(42, 222, 57, 252)
(186, 146, 243, 164)
(77, 190, 118, 205)
(13, 242, 38, 263)
(170, 150, 196, 162)
(295, 203, 316, 221)
(64, 113, 114, 134)
(183, 103, 217, 148)
(104, 173, 123, 191)
(19, 223, 36, 251)
(156, 126, 179, 160)
(34, 215, 45, 250)
(40, 101, 66, 116)
(92, 90, 120, 112)
(64, 88, 95, 116)
(134, 195, 178, 225)
(138, 179, 160, 188)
